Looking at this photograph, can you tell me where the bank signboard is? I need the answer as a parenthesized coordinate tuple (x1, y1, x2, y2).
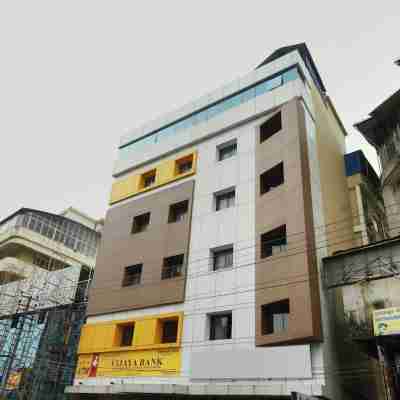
(373, 307, 400, 336)
(75, 348, 181, 378)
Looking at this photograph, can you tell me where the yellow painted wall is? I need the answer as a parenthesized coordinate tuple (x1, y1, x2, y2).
(76, 312, 183, 378)
(78, 312, 183, 354)
(110, 151, 197, 204)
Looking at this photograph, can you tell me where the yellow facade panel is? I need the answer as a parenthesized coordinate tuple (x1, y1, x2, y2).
(110, 174, 139, 204)
(75, 313, 183, 378)
(79, 324, 116, 354)
(109, 151, 197, 205)
(134, 319, 158, 346)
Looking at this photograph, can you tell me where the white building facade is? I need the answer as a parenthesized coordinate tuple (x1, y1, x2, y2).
(69, 44, 355, 399)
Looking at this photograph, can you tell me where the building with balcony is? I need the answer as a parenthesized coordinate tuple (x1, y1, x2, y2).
(355, 89, 400, 237)
(323, 237, 400, 400)
(67, 43, 358, 399)
(0, 207, 102, 399)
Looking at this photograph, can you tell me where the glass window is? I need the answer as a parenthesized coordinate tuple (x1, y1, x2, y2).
(262, 300, 289, 335)
(192, 109, 208, 126)
(159, 125, 176, 142)
(174, 119, 186, 133)
(283, 68, 299, 83)
(224, 94, 241, 111)
(160, 319, 179, 343)
(255, 80, 269, 97)
(117, 68, 297, 160)
(120, 324, 135, 346)
(255, 75, 282, 97)
(209, 312, 232, 340)
(131, 212, 151, 234)
(240, 87, 255, 103)
(208, 103, 219, 120)
(38, 311, 47, 325)
(162, 254, 184, 279)
(260, 162, 284, 194)
(215, 189, 235, 211)
(141, 170, 156, 188)
(122, 264, 142, 286)
(212, 247, 233, 271)
(168, 200, 189, 223)
(260, 111, 282, 143)
(218, 140, 237, 161)
(261, 225, 287, 258)
(176, 155, 193, 175)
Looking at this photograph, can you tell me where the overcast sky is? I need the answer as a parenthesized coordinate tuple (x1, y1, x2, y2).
(0, 1, 399, 221)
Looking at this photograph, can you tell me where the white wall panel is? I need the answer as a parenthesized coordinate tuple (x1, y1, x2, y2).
(191, 346, 312, 380)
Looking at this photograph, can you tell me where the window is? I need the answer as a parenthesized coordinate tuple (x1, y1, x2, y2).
(218, 140, 237, 161)
(141, 170, 156, 188)
(212, 246, 233, 271)
(260, 162, 284, 194)
(33, 253, 51, 269)
(261, 225, 287, 258)
(120, 324, 135, 346)
(131, 212, 150, 234)
(168, 200, 189, 223)
(260, 112, 282, 143)
(160, 319, 179, 343)
(176, 154, 194, 175)
(118, 68, 299, 161)
(215, 188, 235, 211)
(262, 300, 289, 335)
(11, 315, 19, 329)
(38, 311, 47, 325)
(122, 264, 142, 287)
(162, 254, 184, 279)
(209, 312, 232, 340)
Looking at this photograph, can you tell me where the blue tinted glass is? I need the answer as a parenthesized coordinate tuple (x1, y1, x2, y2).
(215, 101, 226, 115)
(174, 119, 187, 133)
(230, 94, 242, 108)
(156, 128, 167, 143)
(255, 80, 270, 96)
(192, 110, 208, 125)
(268, 75, 282, 89)
(283, 68, 299, 83)
(223, 96, 237, 111)
(255, 75, 283, 97)
(119, 70, 292, 161)
(159, 125, 175, 142)
(208, 104, 220, 120)
(182, 117, 192, 130)
(141, 134, 157, 146)
(240, 87, 255, 103)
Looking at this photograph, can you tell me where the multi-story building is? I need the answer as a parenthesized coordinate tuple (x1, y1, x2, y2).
(354, 89, 400, 237)
(0, 207, 102, 399)
(323, 237, 400, 400)
(68, 43, 357, 399)
(344, 150, 387, 246)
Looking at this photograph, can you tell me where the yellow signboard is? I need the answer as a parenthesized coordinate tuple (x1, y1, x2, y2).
(75, 348, 181, 378)
(373, 307, 400, 336)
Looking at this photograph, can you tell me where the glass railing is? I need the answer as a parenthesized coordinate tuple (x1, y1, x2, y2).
(119, 67, 301, 161)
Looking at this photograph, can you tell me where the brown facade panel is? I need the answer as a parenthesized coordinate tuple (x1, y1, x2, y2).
(87, 180, 195, 316)
(255, 98, 322, 346)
